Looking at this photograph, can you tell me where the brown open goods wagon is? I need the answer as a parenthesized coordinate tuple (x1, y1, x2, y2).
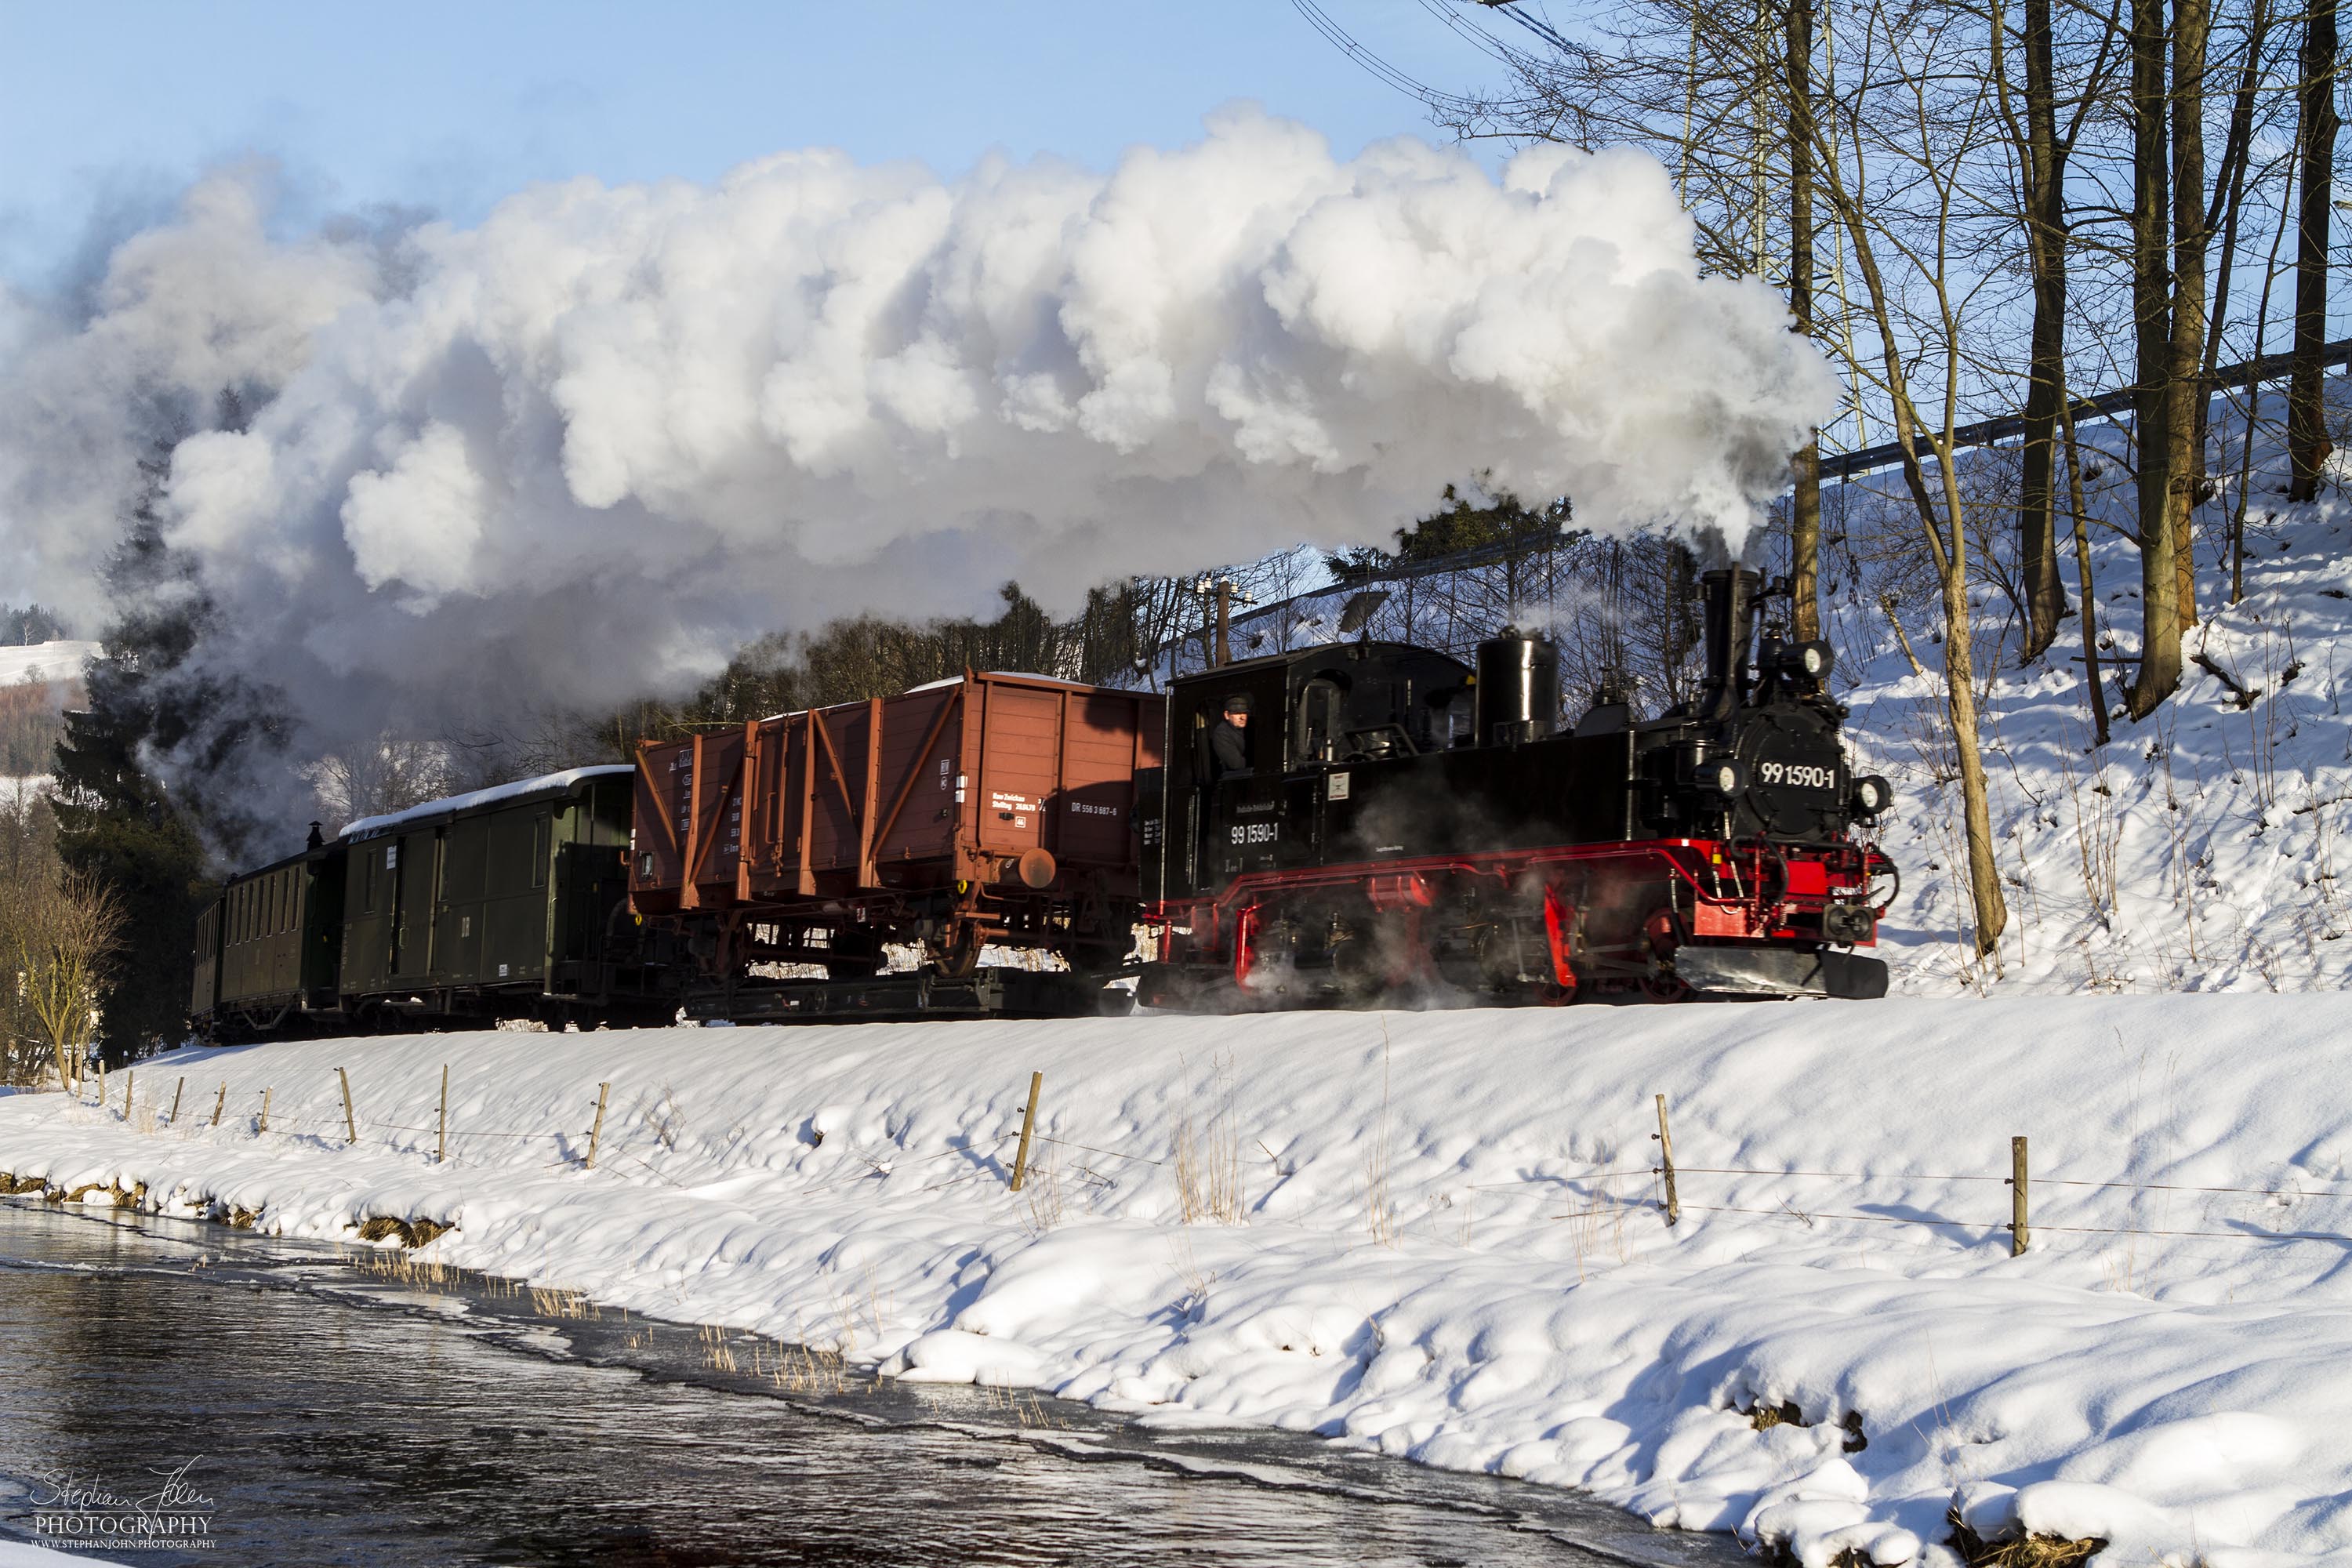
(631, 671, 1163, 978)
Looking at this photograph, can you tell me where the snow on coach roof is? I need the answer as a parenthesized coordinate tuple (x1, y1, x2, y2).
(339, 765, 635, 841)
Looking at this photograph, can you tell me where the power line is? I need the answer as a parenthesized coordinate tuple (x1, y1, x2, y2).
(1288, 0, 1487, 115)
(1471, 0, 1577, 57)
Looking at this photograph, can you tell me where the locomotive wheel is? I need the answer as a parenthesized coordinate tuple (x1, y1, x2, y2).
(1639, 909, 1690, 1003)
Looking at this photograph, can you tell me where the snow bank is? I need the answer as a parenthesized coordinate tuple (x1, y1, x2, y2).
(8, 995, 2352, 1563)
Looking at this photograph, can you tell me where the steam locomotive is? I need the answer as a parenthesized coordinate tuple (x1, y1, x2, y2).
(189, 568, 1893, 1037)
(1136, 568, 1894, 1007)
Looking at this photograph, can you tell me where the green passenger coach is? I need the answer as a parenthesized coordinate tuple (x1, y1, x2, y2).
(190, 765, 671, 1040)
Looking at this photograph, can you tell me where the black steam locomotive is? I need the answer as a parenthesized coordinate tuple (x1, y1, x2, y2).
(1138, 568, 1896, 1007)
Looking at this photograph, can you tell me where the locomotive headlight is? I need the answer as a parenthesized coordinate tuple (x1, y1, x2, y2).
(1777, 640, 1835, 680)
(1851, 774, 1893, 818)
(1701, 759, 1748, 797)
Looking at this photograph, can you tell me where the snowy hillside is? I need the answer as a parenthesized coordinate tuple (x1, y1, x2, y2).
(1828, 408, 2352, 996)
(0, 641, 94, 688)
(8, 997, 2352, 1565)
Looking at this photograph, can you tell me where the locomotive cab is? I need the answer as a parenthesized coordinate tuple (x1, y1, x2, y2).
(1144, 641, 1472, 904)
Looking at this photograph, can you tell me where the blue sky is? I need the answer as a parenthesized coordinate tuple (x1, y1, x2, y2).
(0, 2, 1510, 288)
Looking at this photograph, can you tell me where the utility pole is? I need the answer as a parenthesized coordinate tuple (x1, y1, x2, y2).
(1190, 572, 1254, 670)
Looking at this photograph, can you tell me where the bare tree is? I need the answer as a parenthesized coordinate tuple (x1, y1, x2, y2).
(10, 865, 123, 1091)
(2288, 0, 2339, 498)
(1801, 0, 2013, 954)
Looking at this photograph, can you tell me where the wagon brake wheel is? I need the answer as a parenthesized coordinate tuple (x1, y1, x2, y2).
(931, 922, 985, 978)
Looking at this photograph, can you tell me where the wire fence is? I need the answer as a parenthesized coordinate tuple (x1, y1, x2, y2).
(47, 1072, 2352, 1258)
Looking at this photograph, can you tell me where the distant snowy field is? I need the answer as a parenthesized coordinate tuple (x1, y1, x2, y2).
(0, 641, 94, 688)
(7, 996, 2352, 1564)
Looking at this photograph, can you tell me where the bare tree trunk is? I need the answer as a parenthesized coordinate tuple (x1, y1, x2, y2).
(2236, 173, 2297, 603)
(2165, 0, 2212, 634)
(2290, 0, 2339, 500)
(2197, 0, 2272, 500)
(1827, 198, 2009, 956)
(2016, 0, 2071, 662)
(2060, 391, 2111, 746)
(1788, 0, 1822, 642)
(1935, 467, 2009, 960)
(2127, 0, 2183, 717)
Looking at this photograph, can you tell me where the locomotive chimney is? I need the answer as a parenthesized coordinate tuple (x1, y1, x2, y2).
(1472, 628, 1561, 745)
(1697, 568, 1761, 720)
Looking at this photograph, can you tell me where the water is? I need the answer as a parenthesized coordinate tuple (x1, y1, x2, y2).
(0, 1201, 1737, 1567)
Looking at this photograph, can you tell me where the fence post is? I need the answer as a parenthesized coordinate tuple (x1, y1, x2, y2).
(96, 1061, 106, 1112)
(123, 1070, 133, 1121)
(437, 1065, 449, 1166)
(337, 1068, 359, 1146)
(259, 1087, 271, 1134)
(1010, 1070, 1044, 1192)
(1653, 1093, 1681, 1227)
(211, 1082, 227, 1128)
(585, 1083, 611, 1171)
(2009, 1135, 2030, 1257)
(170, 1077, 185, 1127)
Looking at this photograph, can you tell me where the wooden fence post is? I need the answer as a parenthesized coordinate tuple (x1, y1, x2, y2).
(585, 1083, 611, 1171)
(2010, 1135, 2030, 1257)
(169, 1078, 184, 1127)
(1010, 1071, 1044, 1192)
(337, 1068, 359, 1145)
(123, 1070, 133, 1121)
(1653, 1093, 1681, 1227)
(211, 1082, 227, 1127)
(96, 1061, 106, 1112)
(437, 1065, 449, 1166)
(259, 1087, 271, 1134)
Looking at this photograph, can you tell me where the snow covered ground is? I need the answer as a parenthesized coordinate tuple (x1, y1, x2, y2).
(5, 995, 2352, 1565)
(1817, 407, 2350, 999)
(0, 641, 94, 688)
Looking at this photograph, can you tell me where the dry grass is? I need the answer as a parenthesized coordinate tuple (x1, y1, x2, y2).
(1946, 1510, 2105, 1568)
(57, 1179, 145, 1209)
(354, 1250, 454, 1289)
(353, 1214, 454, 1248)
(1173, 1049, 1244, 1225)
(971, 1384, 1069, 1430)
(1169, 1231, 1218, 1312)
(648, 1084, 685, 1151)
(697, 1323, 741, 1373)
(1362, 1022, 1396, 1247)
(743, 1336, 852, 1396)
(1021, 1146, 1067, 1234)
(528, 1286, 596, 1319)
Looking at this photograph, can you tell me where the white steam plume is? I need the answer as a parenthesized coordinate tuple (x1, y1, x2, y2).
(1, 109, 1835, 837)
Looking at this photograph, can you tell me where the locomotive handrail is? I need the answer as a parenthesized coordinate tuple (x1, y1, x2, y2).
(1165, 837, 1868, 924)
